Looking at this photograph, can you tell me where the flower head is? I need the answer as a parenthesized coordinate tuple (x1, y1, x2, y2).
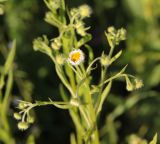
(134, 79, 143, 89)
(79, 4, 92, 18)
(68, 49, 84, 66)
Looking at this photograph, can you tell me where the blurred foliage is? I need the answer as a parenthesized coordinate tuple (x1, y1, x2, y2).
(0, 0, 160, 144)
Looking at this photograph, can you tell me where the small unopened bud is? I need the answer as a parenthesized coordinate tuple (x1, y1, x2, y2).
(14, 113, 22, 120)
(27, 116, 34, 124)
(134, 79, 143, 89)
(70, 8, 78, 16)
(75, 21, 84, 29)
(18, 102, 28, 110)
(51, 37, 61, 50)
(56, 55, 64, 65)
(77, 26, 86, 36)
(118, 28, 127, 41)
(125, 76, 134, 91)
(49, 0, 61, 10)
(70, 98, 80, 107)
(107, 26, 116, 34)
(18, 122, 29, 131)
(100, 54, 110, 66)
(79, 4, 92, 18)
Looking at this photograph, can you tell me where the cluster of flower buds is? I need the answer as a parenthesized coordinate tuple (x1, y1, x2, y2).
(75, 21, 87, 36)
(70, 4, 92, 36)
(125, 76, 143, 91)
(106, 26, 127, 48)
(13, 101, 34, 130)
(33, 36, 51, 55)
(70, 4, 92, 19)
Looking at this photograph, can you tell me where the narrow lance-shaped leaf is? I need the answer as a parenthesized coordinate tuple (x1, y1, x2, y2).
(110, 50, 122, 64)
(96, 80, 112, 116)
(70, 133, 77, 144)
(149, 133, 157, 144)
(77, 34, 92, 48)
(85, 44, 94, 63)
(4, 40, 16, 75)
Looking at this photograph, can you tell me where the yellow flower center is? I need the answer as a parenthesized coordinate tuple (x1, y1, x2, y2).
(71, 52, 81, 62)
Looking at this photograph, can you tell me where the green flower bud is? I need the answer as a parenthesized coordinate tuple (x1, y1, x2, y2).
(107, 26, 116, 34)
(70, 8, 78, 16)
(14, 113, 22, 120)
(18, 102, 28, 110)
(49, 0, 61, 10)
(27, 116, 34, 124)
(134, 79, 143, 89)
(125, 76, 134, 91)
(56, 55, 65, 65)
(100, 54, 110, 66)
(79, 4, 92, 18)
(18, 122, 29, 131)
(75, 21, 84, 29)
(76, 26, 86, 36)
(33, 37, 51, 54)
(117, 28, 127, 41)
(51, 37, 61, 50)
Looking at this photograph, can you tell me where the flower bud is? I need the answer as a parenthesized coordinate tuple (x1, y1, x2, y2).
(18, 122, 29, 131)
(100, 54, 110, 66)
(107, 26, 116, 34)
(117, 28, 127, 41)
(27, 116, 34, 124)
(134, 79, 143, 89)
(125, 76, 134, 91)
(14, 113, 22, 120)
(70, 8, 78, 16)
(76, 26, 86, 36)
(75, 21, 84, 29)
(79, 4, 92, 18)
(49, 0, 61, 10)
(18, 102, 28, 110)
(51, 37, 61, 50)
(56, 55, 65, 65)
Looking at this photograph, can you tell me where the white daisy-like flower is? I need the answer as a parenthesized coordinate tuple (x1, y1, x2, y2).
(68, 49, 84, 66)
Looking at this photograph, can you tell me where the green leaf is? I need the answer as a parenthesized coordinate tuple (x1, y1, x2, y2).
(70, 133, 77, 144)
(4, 40, 16, 75)
(149, 133, 158, 144)
(96, 81, 112, 115)
(59, 84, 69, 101)
(77, 34, 92, 48)
(110, 50, 122, 64)
(85, 44, 94, 63)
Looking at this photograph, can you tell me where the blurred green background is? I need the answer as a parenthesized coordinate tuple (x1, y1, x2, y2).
(0, 0, 160, 143)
